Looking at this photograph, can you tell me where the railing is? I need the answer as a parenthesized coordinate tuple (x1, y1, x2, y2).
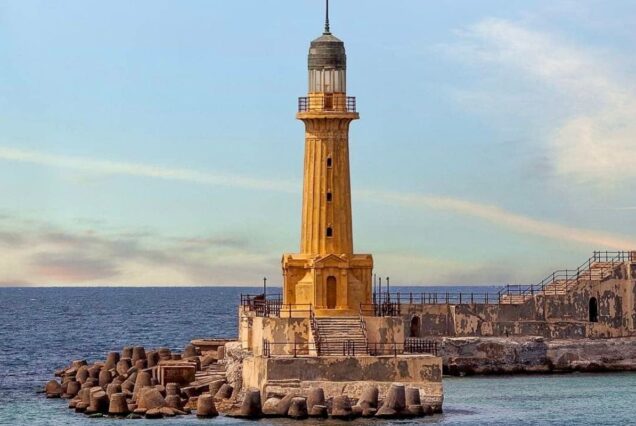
(310, 310, 322, 356)
(499, 251, 631, 301)
(298, 96, 357, 113)
(242, 298, 312, 318)
(367, 340, 438, 357)
(262, 338, 437, 358)
(240, 293, 282, 307)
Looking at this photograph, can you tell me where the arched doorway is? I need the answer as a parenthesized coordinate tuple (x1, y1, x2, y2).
(326, 276, 337, 309)
(410, 316, 421, 337)
(589, 297, 598, 322)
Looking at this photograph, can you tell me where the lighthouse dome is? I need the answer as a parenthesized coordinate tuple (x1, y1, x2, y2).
(308, 33, 346, 71)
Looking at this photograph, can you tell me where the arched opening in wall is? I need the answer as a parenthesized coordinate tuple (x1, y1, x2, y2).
(326, 227, 333, 238)
(326, 192, 332, 202)
(410, 316, 421, 338)
(327, 157, 333, 168)
(326, 276, 337, 309)
(589, 297, 599, 322)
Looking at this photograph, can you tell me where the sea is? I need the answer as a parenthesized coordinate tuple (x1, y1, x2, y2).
(1, 286, 635, 425)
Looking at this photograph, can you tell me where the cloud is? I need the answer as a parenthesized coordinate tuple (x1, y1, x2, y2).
(359, 189, 636, 249)
(0, 146, 297, 193)
(446, 18, 636, 186)
(1, 146, 634, 258)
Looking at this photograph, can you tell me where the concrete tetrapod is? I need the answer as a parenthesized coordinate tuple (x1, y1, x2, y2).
(45, 380, 62, 398)
(108, 393, 130, 416)
(331, 395, 354, 420)
(228, 388, 262, 419)
(196, 393, 218, 418)
(105, 352, 120, 370)
(274, 394, 296, 416)
(262, 397, 281, 417)
(376, 383, 408, 419)
(288, 397, 309, 420)
(88, 389, 109, 414)
(406, 387, 425, 416)
(137, 387, 166, 410)
(214, 383, 233, 400)
(98, 369, 112, 388)
(306, 387, 325, 414)
(132, 346, 146, 364)
(65, 380, 80, 399)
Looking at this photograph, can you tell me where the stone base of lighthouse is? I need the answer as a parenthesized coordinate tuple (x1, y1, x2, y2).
(282, 252, 373, 316)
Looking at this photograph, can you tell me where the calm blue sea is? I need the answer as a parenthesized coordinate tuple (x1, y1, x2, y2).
(1, 287, 635, 425)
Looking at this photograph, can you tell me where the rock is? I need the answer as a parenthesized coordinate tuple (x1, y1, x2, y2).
(98, 369, 112, 388)
(106, 383, 122, 398)
(89, 389, 109, 413)
(288, 397, 308, 420)
(262, 397, 281, 417)
(307, 387, 325, 412)
(196, 393, 218, 418)
(214, 383, 233, 400)
(116, 359, 131, 376)
(108, 393, 129, 416)
(357, 384, 379, 409)
(228, 388, 262, 419)
(146, 351, 159, 368)
(126, 413, 143, 420)
(105, 352, 120, 370)
(45, 380, 62, 398)
(362, 407, 377, 417)
(64, 380, 80, 398)
(145, 408, 162, 419)
(352, 405, 363, 416)
(87, 413, 103, 418)
(331, 395, 353, 420)
(309, 404, 328, 418)
(133, 408, 147, 415)
(172, 408, 187, 415)
(160, 407, 176, 417)
(224, 342, 250, 396)
(376, 383, 407, 418)
(183, 344, 197, 358)
(137, 387, 166, 410)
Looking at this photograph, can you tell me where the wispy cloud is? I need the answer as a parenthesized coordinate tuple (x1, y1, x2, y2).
(445, 18, 636, 186)
(1, 146, 633, 253)
(0, 146, 297, 193)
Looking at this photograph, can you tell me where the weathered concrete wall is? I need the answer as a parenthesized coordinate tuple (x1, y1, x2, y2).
(364, 316, 404, 345)
(441, 336, 636, 375)
(238, 312, 312, 356)
(242, 355, 444, 409)
(395, 278, 636, 339)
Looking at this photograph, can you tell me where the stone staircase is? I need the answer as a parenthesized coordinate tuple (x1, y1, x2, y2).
(500, 255, 627, 305)
(313, 317, 368, 356)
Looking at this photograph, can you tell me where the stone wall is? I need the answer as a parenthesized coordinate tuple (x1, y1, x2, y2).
(242, 355, 443, 409)
(441, 336, 636, 375)
(239, 313, 312, 356)
(391, 278, 636, 339)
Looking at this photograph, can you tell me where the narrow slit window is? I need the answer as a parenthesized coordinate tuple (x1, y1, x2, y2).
(327, 157, 333, 168)
(326, 227, 333, 237)
(327, 192, 333, 202)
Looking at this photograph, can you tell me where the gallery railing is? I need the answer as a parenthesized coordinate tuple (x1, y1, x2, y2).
(368, 340, 439, 357)
(240, 294, 312, 318)
(298, 96, 357, 113)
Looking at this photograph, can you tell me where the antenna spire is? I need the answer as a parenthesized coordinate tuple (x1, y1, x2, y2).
(324, 0, 331, 34)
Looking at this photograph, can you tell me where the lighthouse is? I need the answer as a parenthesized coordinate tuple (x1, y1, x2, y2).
(282, 1, 373, 316)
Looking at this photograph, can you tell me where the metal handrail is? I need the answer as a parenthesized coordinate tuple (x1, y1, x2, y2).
(298, 96, 357, 113)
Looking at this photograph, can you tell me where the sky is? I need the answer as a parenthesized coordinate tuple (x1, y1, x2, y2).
(1, 0, 635, 287)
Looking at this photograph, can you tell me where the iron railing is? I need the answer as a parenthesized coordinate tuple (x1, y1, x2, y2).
(261, 338, 438, 358)
(298, 96, 357, 113)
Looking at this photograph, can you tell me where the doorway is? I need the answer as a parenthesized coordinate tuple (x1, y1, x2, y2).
(410, 316, 421, 337)
(326, 276, 337, 309)
(589, 297, 598, 322)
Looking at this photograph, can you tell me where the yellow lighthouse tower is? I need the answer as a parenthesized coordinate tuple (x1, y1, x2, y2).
(282, 1, 373, 316)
